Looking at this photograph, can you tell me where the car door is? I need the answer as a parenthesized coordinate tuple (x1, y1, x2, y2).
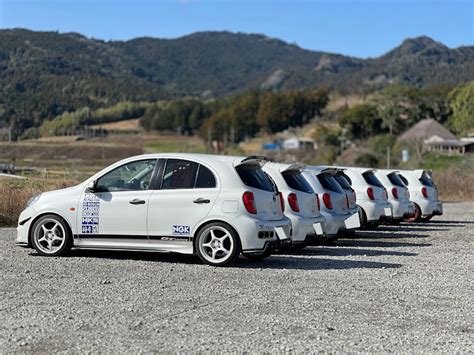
(77, 159, 157, 242)
(147, 158, 219, 239)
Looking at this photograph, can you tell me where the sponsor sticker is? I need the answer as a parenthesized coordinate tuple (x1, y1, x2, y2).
(172, 225, 191, 236)
(81, 193, 100, 234)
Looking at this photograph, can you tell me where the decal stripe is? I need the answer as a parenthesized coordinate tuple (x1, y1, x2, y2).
(75, 235, 192, 241)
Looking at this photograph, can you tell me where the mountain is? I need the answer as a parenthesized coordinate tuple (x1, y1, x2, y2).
(0, 29, 473, 133)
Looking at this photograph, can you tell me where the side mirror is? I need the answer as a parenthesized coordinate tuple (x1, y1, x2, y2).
(85, 180, 96, 193)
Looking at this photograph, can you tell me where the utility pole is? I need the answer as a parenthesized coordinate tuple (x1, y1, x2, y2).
(387, 146, 391, 169)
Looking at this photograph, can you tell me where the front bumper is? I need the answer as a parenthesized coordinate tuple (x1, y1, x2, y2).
(16, 207, 36, 247)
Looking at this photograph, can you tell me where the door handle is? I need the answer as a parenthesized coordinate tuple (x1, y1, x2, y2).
(193, 198, 211, 204)
(129, 198, 146, 205)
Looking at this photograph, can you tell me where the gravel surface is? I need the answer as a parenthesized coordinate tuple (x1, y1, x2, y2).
(1, 203, 473, 353)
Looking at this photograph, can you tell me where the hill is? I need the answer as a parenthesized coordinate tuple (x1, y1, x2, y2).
(1, 29, 473, 135)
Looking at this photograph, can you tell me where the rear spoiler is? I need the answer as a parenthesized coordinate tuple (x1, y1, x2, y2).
(413, 169, 432, 179)
(319, 168, 340, 176)
(280, 163, 306, 173)
(237, 156, 274, 167)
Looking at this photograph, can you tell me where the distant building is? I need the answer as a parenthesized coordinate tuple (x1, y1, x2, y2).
(281, 137, 315, 151)
(399, 118, 473, 155)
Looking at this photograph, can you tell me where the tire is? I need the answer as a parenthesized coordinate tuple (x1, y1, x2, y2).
(405, 204, 421, 222)
(359, 208, 368, 228)
(31, 214, 72, 256)
(242, 248, 273, 261)
(195, 222, 241, 266)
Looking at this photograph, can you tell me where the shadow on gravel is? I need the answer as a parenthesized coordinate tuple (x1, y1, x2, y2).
(376, 226, 449, 232)
(355, 231, 430, 239)
(406, 222, 468, 228)
(64, 249, 201, 264)
(335, 239, 432, 248)
(291, 247, 417, 258)
(426, 220, 474, 225)
(236, 257, 402, 270)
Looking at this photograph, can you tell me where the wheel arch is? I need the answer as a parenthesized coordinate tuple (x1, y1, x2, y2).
(28, 212, 74, 247)
(192, 219, 241, 253)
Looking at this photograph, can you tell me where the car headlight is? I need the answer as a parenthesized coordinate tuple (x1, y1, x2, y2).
(27, 193, 42, 207)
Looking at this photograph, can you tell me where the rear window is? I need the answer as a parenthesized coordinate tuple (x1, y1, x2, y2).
(282, 170, 314, 194)
(236, 165, 275, 192)
(420, 173, 435, 187)
(318, 173, 344, 193)
(388, 173, 405, 187)
(399, 174, 409, 186)
(334, 173, 353, 190)
(362, 171, 384, 188)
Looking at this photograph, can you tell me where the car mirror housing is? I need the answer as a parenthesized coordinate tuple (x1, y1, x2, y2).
(85, 180, 96, 193)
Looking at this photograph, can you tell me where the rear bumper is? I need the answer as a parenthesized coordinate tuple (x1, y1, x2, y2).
(418, 199, 443, 217)
(232, 215, 292, 253)
(288, 214, 326, 243)
(390, 200, 414, 219)
(361, 201, 392, 222)
(321, 210, 358, 236)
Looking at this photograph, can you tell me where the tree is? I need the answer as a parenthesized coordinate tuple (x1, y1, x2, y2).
(448, 81, 474, 135)
(338, 104, 384, 140)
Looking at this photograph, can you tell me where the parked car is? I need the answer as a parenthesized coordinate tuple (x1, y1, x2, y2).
(398, 169, 443, 221)
(332, 169, 360, 219)
(262, 162, 326, 249)
(374, 169, 414, 223)
(302, 167, 360, 240)
(16, 154, 292, 266)
(342, 167, 392, 227)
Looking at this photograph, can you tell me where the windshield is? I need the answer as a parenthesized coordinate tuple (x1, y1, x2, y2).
(282, 170, 314, 193)
(236, 164, 275, 192)
(362, 171, 384, 188)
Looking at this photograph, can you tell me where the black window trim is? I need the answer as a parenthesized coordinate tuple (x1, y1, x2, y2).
(155, 158, 218, 190)
(94, 158, 159, 193)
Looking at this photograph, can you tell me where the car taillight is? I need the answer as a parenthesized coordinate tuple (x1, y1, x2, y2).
(242, 191, 257, 214)
(288, 193, 299, 212)
(279, 192, 285, 212)
(316, 194, 320, 211)
(392, 187, 398, 199)
(322, 193, 332, 209)
(421, 187, 428, 198)
(367, 187, 375, 201)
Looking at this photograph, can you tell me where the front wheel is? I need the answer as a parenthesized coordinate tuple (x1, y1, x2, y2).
(31, 214, 72, 256)
(195, 222, 241, 266)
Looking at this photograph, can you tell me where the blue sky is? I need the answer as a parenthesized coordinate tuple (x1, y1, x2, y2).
(0, 0, 472, 58)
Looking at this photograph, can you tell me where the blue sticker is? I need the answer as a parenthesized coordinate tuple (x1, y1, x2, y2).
(172, 225, 191, 236)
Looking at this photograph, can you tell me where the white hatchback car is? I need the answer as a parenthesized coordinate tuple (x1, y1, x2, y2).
(374, 169, 414, 222)
(398, 169, 443, 221)
(302, 167, 360, 240)
(16, 154, 292, 266)
(342, 167, 392, 227)
(262, 162, 326, 249)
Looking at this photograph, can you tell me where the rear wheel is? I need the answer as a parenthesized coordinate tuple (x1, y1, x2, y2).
(405, 204, 421, 222)
(195, 222, 241, 266)
(359, 208, 368, 228)
(31, 214, 72, 256)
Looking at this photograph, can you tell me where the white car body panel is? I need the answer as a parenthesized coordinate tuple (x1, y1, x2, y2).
(16, 153, 291, 255)
(302, 167, 360, 236)
(398, 169, 443, 218)
(262, 162, 326, 245)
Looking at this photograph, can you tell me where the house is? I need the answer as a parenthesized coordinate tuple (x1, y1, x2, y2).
(398, 118, 472, 155)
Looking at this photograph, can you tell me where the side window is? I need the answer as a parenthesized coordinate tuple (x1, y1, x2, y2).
(195, 165, 217, 188)
(96, 159, 156, 192)
(161, 159, 198, 189)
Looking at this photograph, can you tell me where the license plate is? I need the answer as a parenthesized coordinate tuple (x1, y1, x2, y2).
(274, 227, 289, 241)
(384, 207, 392, 216)
(313, 222, 324, 235)
(344, 213, 360, 229)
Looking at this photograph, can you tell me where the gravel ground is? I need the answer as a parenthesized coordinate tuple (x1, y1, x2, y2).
(0, 203, 473, 353)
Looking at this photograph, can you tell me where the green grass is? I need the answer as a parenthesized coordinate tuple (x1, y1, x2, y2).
(419, 153, 471, 171)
